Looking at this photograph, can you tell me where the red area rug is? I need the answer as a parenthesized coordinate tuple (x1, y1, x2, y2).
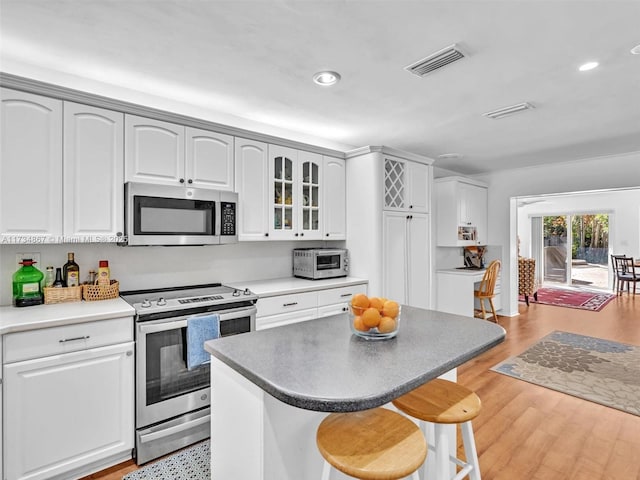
(520, 287, 615, 312)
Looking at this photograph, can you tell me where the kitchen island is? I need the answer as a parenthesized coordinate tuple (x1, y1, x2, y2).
(205, 306, 505, 479)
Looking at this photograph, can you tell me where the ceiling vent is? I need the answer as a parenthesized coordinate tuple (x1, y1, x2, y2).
(405, 44, 466, 77)
(483, 102, 535, 119)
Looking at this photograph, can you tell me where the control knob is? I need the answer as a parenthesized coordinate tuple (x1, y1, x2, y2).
(232, 289, 241, 297)
(141, 299, 151, 308)
(244, 288, 252, 295)
(157, 297, 167, 306)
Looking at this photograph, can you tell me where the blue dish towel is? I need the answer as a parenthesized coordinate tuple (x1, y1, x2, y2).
(186, 313, 220, 370)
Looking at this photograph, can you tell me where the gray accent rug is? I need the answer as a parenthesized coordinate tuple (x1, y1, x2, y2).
(123, 440, 209, 479)
(491, 331, 640, 416)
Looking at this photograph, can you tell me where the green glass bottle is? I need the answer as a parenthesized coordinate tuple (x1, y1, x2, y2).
(13, 259, 44, 307)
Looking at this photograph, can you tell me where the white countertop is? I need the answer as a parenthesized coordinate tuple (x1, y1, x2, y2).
(437, 268, 487, 277)
(0, 298, 135, 334)
(227, 276, 369, 298)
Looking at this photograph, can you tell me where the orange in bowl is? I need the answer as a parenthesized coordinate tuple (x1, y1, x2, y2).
(348, 293, 401, 340)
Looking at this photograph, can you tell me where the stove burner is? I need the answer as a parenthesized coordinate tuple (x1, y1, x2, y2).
(178, 295, 224, 304)
(120, 283, 258, 317)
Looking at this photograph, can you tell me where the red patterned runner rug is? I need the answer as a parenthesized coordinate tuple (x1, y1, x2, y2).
(519, 287, 616, 312)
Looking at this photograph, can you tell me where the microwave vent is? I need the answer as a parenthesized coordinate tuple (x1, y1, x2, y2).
(404, 44, 466, 77)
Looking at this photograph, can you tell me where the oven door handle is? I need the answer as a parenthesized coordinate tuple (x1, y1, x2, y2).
(138, 306, 257, 334)
(138, 414, 210, 444)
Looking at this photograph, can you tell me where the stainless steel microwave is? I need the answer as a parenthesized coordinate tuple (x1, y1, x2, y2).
(293, 248, 349, 280)
(124, 182, 238, 246)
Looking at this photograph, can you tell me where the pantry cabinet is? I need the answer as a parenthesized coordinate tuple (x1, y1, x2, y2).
(0, 88, 63, 238)
(125, 115, 233, 190)
(434, 177, 488, 246)
(323, 156, 347, 239)
(382, 211, 430, 308)
(64, 102, 124, 240)
(3, 317, 134, 480)
(384, 156, 430, 213)
(346, 147, 434, 306)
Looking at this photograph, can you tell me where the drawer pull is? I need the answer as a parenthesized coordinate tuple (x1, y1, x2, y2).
(340, 293, 353, 298)
(282, 302, 298, 307)
(59, 335, 90, 343)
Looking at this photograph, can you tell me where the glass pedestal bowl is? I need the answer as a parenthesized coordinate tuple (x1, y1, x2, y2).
(349, 305, 401, 340)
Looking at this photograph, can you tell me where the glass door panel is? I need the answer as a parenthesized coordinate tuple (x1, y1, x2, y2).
(570, 214, 609, 289)
(543, 215, 568, 284)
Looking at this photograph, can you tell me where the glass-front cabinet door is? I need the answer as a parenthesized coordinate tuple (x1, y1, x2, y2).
(269, 145, 297, 239)
(298, 150, 322, 239)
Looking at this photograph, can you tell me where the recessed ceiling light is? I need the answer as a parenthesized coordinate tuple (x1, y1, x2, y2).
(312, 71, 341, 86)
(578, 61, 599, 72)
(631, 44, 640, 55)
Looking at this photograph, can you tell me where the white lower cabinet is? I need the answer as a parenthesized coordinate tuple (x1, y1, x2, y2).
(255, 284, 367, 330)
(3, 319, 134, 480)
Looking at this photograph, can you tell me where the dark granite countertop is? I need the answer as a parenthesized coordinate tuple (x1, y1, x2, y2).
(204, 306, 505, 412)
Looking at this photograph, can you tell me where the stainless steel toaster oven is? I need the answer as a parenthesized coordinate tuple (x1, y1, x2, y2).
(293, 248, 349, 280)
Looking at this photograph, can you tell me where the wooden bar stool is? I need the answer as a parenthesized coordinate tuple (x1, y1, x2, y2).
(316, 407, 426, 480)
(392, 379, 482, 480)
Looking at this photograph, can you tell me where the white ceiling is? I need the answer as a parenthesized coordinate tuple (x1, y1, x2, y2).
(1, 0, 639, 175)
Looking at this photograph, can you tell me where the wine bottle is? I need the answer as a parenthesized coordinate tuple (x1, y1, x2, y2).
(53, 267, 65, 288)
(63, 252, 80, 287)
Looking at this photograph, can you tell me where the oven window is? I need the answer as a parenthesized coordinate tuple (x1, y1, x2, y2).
(135, 196, 214, 236)
(143, 315, 252, 406)
(316, 254, 341, 270)
(145, 327, 209, 406)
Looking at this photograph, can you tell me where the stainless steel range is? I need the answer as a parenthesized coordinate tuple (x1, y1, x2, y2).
(121, 283, 257, 465)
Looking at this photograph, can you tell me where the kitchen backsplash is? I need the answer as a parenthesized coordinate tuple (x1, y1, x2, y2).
(1, 241, 333, 306)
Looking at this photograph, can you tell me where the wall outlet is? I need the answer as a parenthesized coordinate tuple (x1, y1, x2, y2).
(16, 252, 42, 271)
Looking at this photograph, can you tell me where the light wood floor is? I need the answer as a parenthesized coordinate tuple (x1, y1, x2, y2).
(85, 292, 640, 480)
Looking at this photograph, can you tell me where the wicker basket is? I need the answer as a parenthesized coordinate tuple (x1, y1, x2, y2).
(83, 280, 120, 302)
(44, 286, 83, 304)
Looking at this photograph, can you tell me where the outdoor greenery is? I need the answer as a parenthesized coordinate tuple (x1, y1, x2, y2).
(543, 214, 609, 264)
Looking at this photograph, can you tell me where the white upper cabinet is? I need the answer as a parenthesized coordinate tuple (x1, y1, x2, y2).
(268, 145, 323, 240)
(297, 150, 323, 240)
(125, 115, 234, 190)
(1, 89, 63, 238)
(235, 137, 269, 240)
(63, 102, 124, 240)
(435, 177, 488, 246)
(125, 115, 185, 185)
(185, 127, 234, 190)
(383, 156, 430, 213)
(323, 156, 346, 240)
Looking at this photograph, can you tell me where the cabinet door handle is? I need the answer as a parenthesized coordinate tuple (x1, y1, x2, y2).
(188, 179, 193, 184)
(295, 233, 299, 237)
(409, 205, 413, 209)
(264, 233, 269, 237)
(59, 335, 90, 343)
(179, 178, 185, 184)
(326, 233, 330, 237)
(282, 302, 298, 307)
(300, 232, 304, 237)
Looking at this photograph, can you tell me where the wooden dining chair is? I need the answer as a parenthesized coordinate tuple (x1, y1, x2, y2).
(474, 259, 501, 322)
(615, 256, 639, 295)
(611, 254, 627, 293)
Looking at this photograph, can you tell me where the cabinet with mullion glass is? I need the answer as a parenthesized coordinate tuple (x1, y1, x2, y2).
(269, 145, 297, 239)
(298, 150, 322, 239)
(268, 145, 323, 239)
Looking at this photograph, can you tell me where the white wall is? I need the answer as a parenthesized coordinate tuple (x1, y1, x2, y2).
(0, 240, 333, 306)
(474, 151, 640, 316)
(517, 189, 640, 260)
